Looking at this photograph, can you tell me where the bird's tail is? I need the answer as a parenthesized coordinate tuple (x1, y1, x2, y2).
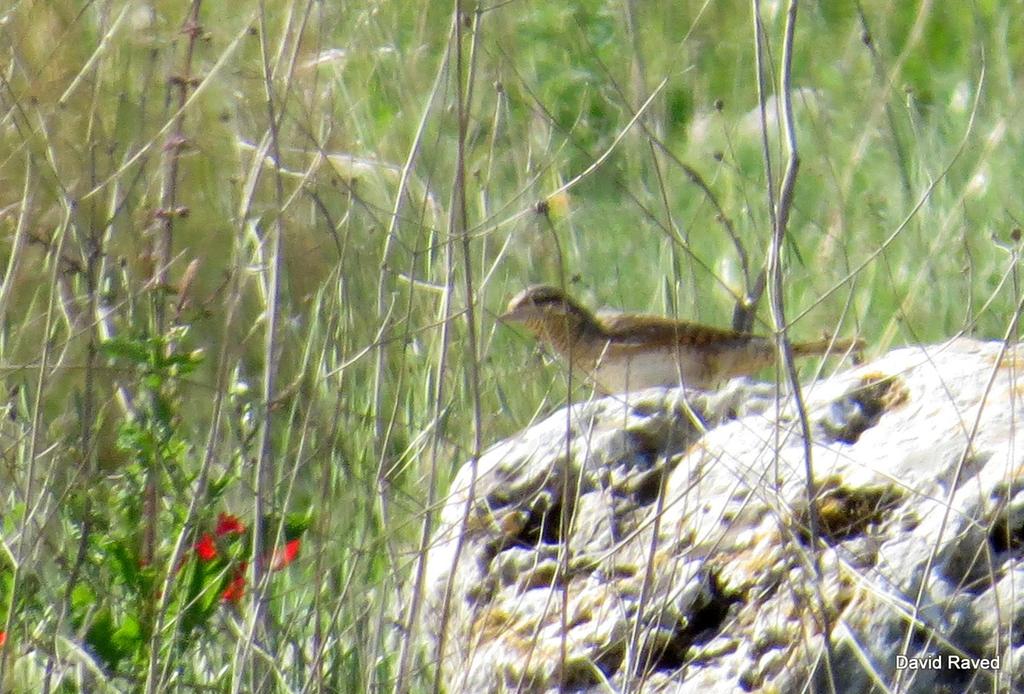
(792, 336, 865, 360)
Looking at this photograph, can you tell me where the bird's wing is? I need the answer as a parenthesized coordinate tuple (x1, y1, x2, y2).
(599, 312, 757, 348)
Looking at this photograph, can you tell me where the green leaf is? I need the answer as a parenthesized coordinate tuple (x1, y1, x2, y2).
(111, 614, 143, 654)
(99, 337, 151, 365)
(85, 608, 125, 672)
(178, 557, 225, 634)
(107, 540, 141, 591)
(284, 513, 313, 539)
(71, 584, 95, 615)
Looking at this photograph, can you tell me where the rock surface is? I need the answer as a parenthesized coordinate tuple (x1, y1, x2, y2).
(422, 339, 1024, 693)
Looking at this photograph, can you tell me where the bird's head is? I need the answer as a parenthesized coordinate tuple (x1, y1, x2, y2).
(499, 285, 597, 353)
(499, 285, 588, 322)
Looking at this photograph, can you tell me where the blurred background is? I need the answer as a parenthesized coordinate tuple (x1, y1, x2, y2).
(1, 0, 1020, 690)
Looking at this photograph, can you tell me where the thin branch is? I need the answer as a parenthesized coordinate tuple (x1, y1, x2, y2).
(758, 0, 838, 690)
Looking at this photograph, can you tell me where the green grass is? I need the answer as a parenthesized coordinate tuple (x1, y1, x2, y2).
(1, 0, 1022, 690)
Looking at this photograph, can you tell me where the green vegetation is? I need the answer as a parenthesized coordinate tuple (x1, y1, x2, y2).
(0, 0, 1020, 690)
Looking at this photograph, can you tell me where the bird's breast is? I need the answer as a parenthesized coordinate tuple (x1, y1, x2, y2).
(589, 340, 774, 393)
(591, 346, 713, 392)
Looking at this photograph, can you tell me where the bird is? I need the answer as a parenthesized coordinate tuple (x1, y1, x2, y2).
(500, 284, 863, 394)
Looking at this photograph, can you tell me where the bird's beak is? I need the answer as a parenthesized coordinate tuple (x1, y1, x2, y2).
(499, 302, 543, 323)
(498, 306, 525, 323)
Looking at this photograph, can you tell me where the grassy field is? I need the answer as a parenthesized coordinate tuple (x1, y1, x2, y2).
(1, 0, 1021, 690)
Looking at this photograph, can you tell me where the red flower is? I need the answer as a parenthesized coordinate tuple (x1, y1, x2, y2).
(191, 513, 244, 564)
(195, 533, 217, 561)
(270, 538, 301, 570)
(221, 561, 248, 603)
(0, 631, 6, 648)
(215, 513, 245, 536)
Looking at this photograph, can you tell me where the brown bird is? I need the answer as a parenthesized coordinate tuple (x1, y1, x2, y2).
(500, 285, 862, 394)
